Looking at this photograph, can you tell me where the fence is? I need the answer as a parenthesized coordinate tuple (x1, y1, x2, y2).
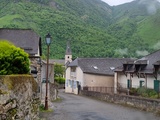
(83, 86, 114, 94)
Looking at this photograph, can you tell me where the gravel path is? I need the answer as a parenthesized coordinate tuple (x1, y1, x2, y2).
(39, 89, 160, 120)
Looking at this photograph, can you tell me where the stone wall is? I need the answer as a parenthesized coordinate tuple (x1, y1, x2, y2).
(81, 90, 160, 114)
(0, 75, 40, 120)
(30, 57, 41, 86)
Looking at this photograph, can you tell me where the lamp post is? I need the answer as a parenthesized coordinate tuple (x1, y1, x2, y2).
(45, 33, 51, 110)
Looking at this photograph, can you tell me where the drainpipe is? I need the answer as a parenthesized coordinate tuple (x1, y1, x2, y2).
(145, 74, 147, 88)
(114, 72, 118, 94)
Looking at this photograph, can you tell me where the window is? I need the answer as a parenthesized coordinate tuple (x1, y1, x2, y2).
(139, 80, 144, 88)
(93, 66, 98, 70)
(71, 67, 76, 77)
(154, 80, 160, 92)
(127, 79, 132, 89)
(71, 67, 76, 72)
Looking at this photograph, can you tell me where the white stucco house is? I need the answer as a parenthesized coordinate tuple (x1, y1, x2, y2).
(65, 57, 131, 94)
(114, 50, 160, 94)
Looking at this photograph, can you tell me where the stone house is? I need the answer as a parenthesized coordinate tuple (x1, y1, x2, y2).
(114, 50, 160, 94)
(65, 58, 131, 94)
(0, 28, 42, 87)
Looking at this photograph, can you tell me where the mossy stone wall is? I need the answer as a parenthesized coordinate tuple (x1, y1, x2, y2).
(0, 75, 40, 120)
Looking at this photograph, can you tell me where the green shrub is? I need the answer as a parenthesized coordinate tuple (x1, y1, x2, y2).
(146, 89, 158, 98)
(137, 87, 146, 94)
(54, 64, 65, 77)
(0, 40, 30, 75)
(137, 87, 158, 98)
(129, 88, 137, 94)
(55, 77, 65, 84)
(39, 104, 45, 111)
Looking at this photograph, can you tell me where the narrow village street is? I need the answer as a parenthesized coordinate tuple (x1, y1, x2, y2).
(40, 89, 160, 120)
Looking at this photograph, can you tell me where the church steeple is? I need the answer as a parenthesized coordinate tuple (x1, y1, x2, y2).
(66, 40, 72, 55)
(65, 40, 72, 64)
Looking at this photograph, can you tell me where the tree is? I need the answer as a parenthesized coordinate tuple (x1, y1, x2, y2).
(0, 40, 30, 75)
(54, 63, 65, 84)
(54, 63, 65, 77)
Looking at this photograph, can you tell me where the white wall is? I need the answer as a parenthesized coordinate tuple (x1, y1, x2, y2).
(65, 66, 83, 94)
(35, 47, 40, 56)
(41, 63, 54, 83)
(76, 67, 84, 87)
(83, 73, 114, 87)
(117, 72, 157, 89)
(65, 67, 71, 93)
(65, 67, 71, 80)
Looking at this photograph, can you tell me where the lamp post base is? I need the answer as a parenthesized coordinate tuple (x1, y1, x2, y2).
(45, 96, 48, 110)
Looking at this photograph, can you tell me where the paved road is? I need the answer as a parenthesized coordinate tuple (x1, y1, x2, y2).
(40, 90, 160, 120)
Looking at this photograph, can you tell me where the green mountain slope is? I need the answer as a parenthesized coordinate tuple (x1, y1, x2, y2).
(137, 10, 160, 45)
(109, 0, 160, 56)
(0, 0, 160, 59)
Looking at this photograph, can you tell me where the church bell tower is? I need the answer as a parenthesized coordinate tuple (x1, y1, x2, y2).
(65, 40, 72, 64)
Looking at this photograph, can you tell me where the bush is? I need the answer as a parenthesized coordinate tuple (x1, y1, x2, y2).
(129, 88, 138, 95)
(137, 87, 158, 98)
(55, 77, 65, 84)
(146, 89, 158, 98)
(0, 40, 30, 75)
(137, 87, 147, 96)
(54, 63, 65, 77)
(39, 104, 45, 111)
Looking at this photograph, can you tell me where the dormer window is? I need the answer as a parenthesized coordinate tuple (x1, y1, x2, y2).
(93, 66, 98, 70)
(110, 67, 115, 70)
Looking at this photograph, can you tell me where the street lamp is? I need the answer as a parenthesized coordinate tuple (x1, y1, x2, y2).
(45, 33, 51, 110)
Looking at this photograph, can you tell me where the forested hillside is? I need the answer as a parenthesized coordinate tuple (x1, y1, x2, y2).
(0, 0, 160, 59)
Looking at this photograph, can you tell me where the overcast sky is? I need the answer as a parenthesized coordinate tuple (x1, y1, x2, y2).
(101, 0, 134, 6)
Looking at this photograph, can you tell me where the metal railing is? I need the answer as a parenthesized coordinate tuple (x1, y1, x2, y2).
(83, 86, 114, 94)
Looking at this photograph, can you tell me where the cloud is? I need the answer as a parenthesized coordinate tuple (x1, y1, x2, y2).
(138, 0, 160, 15)
(101, 0, 134, 6)
(136, 50, 149, 56)
(115, 48, 128, 55)
(153, 41, 160, 50)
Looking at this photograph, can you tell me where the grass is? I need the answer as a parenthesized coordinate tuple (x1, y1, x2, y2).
(39, 104, 53, 112)
(0, 14, 22, 27)
(39, 97, 62, 113)
(137, 15, 160, 46)
(52, 97, 62, 102)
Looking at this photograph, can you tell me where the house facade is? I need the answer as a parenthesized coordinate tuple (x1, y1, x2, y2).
(114, 50, 160, 94)
(65, 58, 131, 94)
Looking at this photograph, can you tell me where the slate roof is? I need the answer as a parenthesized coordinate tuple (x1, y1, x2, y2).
(49, 59, 65, 65)
(115, 49, 160, 74)
(41, 60, 54, 65)
(153, 60, 160, 65)
(0, 28, 41, 56)
(134, 60, 148, 65)
(137, 49, 160, 73)
(68, 58, 132, 76)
